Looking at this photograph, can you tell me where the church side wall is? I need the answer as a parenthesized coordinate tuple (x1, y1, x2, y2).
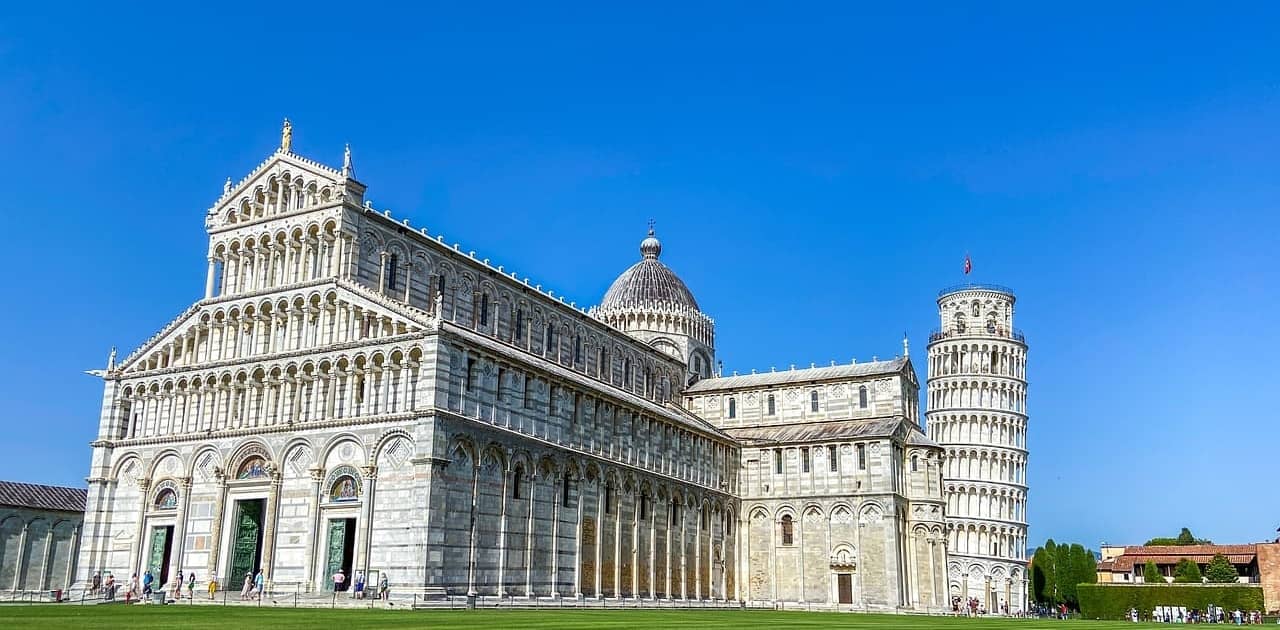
(421, 331, 738, 599)
(0, 507, 81, 592)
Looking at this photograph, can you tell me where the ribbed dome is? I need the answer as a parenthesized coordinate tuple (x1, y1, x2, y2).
(600, 228, 700, 311)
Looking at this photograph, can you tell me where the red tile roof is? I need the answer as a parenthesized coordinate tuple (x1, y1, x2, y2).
(1103, 544, 1258, 572)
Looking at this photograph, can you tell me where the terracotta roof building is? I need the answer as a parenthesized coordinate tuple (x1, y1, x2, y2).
(1097, 543, 1262, 584)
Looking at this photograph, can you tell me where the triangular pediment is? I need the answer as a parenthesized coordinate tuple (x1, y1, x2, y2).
(204, 150, 366, 232)
(113, 279, 431, 377)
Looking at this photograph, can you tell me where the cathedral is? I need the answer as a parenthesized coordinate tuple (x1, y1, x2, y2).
(75, 124, 1026, 612)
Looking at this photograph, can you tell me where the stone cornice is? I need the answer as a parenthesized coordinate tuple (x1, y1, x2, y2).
(100, 412, 421, 449)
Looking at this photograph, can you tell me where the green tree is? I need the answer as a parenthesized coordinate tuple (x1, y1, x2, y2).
(1055, 542, 1074, 604)
(1032, 540, 1059, 604)
(1146, 528, 1213, 546)
(1069, 543, 1099, 606)
(1173, 558, 1203, 583)
(1144, 560, 1165, 584)
(1205, 554, 1240, 583)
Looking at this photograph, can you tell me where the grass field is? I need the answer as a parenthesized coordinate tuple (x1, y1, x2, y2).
(0, 605, 1153, 630)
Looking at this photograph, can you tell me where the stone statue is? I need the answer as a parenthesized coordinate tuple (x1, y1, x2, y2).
(223, 177, 232, 194)
(281, 118, 292, 152)
(342, 143, 353, 178)
(107, 346, 117, 370)
(433, 292, 444, 323)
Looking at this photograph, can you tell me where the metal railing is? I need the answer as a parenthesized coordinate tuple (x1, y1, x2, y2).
(929, 327, 1026, 344)
(937, 283, 1016, 298)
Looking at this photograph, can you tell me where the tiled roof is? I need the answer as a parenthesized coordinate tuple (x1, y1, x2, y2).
(906, 430, 942, 448)
(1104, 544, 1258, 572)
(0, 481, 87, 513)
(725, 417, 907, 444)
(686, 358, 907, 393)
(600, 252, 700, 311)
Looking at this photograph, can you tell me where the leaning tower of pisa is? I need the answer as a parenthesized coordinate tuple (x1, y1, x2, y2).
(926, 284, 1029, 614)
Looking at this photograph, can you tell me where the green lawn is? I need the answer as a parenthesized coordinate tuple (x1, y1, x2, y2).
(0, 605, 1153, 630)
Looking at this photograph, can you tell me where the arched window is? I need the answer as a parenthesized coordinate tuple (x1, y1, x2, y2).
(573, 335, 582, 364)
(237, 456, 268, 480)
(971, 302, 980, 317)
(330, 475, 359, 502)
(512, 465, 523, 499)
(767, 394, 776, 416)
(911, 455, 919, 472)
(385, 254, 399, 290)
(810, 390, 819, 412)
(727, 398, 736, 419)
(693, 355, 703, 376)
(477, 293, 489, 326)
(623, 358, 632, 385)
(154, 488, 177, 510)
(954, 313, 967, 334)
(858, 386, 868, 409)
(544, 323, 555, 353)
(514, 308, 524, 340)
(781, 515, 794, 545)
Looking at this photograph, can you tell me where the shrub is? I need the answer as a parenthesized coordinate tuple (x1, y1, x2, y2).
(1144, 561, 1164, 584)
(1174, 558, 1203, 583)
(1078, 584, 1264, 620)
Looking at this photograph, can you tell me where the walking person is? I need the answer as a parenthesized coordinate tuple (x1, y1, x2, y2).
(240, 572, 253, 600)
(208, 573, 218, 599)
(187, 572, 196, 601)
(104, 573, 116, 601)
(90, 571, 101, 596)
(173, 570, 184, 600)
(353, 570, 365, 599)
(127, 573, 139, 604)
(379, 573, 389, 600)
(254, 570, 264, 600)
(332, 568, 346, 592)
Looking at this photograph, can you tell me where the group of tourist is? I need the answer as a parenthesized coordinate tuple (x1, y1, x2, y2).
(951, 596, 1003, 616)
(88, 567, 392, 603)
(88, 568, 196, 602)
(1134, 607, 1269, 624)
(237, 570, 266, 600)
(330, 568, 390, 600)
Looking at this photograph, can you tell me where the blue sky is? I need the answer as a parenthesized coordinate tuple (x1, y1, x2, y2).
(0, 3, 1276, 549)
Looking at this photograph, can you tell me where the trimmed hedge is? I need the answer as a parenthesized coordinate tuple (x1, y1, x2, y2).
(1078, 584, 1265, 620)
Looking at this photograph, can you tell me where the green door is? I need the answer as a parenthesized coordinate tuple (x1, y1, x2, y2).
(229, 500, 263, 584)
(147, 526, 169, 578)
(324, 520, 347, 591)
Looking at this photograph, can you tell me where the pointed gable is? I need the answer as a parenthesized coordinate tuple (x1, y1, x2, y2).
(114, 280, 431, 376)
(205, 149, 365, 233)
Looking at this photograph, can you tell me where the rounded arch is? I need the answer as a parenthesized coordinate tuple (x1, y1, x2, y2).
(146, 449, 186, 480)
(319, 432, 367, 468)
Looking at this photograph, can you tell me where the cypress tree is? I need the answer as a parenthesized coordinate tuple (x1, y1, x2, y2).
(1143, 560, 1164, 584)
(1205, 554, 1240, 583)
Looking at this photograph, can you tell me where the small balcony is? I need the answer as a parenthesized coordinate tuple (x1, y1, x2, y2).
(929, 326, 1026, 344)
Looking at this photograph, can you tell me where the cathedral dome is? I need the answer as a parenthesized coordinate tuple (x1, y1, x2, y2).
(600, 228, 700, 311)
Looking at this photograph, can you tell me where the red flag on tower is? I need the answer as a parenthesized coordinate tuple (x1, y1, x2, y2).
(963, 254, 972, 275)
